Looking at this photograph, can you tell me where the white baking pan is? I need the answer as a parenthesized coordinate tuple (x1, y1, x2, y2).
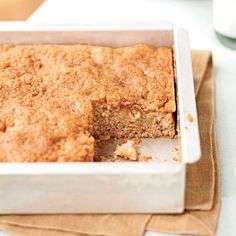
(0, 22, 201, 214)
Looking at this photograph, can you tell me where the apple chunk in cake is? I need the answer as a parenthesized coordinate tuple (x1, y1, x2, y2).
(0, 44, 175, 162)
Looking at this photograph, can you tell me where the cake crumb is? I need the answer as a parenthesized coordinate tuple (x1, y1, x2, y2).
(172, 156, 181, 162)
(118, 138, 128, 145)
(139, 155, 152, 162)
(133, 137, 141, 145)
(114, 140, 138, 161)
(174, 146, 180, 152)
(95, 154, 123, 162)
(186, 113, 193, 122)
(172, 146, 182, 162)
(94, 155, 107, 162)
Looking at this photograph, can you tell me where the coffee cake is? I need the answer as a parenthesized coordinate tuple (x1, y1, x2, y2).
(0, 44, 176, 162)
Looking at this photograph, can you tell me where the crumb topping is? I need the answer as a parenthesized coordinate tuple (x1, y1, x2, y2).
(139, 155, 152, 162)
(186, 113, 193, 122)
(114, 140, 138, 161)
(0, 44, 175, 162)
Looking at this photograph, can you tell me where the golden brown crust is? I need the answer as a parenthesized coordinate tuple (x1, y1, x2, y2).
(0, 43, 175, 162)
(0, 99, 94, 162)
(0, 44, 175, 111)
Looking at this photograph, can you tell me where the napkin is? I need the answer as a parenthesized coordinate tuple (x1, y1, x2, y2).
(0, 50, 219, 236)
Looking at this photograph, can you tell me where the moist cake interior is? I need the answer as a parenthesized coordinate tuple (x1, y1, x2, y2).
(93, 104, 175, 141)
(0, 44, 176, 162)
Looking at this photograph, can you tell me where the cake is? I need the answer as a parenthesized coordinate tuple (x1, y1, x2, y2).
(0, 44, 176, 162)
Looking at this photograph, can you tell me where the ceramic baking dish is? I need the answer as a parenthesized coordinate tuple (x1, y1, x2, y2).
(0, 23, 201, 214)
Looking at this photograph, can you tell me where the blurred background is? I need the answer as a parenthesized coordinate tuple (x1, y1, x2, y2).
(0, 0, 43, 20)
